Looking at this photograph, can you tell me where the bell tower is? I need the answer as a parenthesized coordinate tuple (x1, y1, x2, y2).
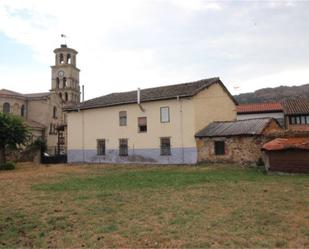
(51, 44, 80, 106)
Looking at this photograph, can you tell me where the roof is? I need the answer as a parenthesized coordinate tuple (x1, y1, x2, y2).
(0, 89, 24, 97)
(262, 137, 309, 151)
(282, 98, 309, 115)
(0, 89, 50, 99)
(66, 77, 237, 111)
(195, 118, 276, 138)
(237, 102, 283, 114)
(24, 92, 50, 98)
(24, 119, 46, 130)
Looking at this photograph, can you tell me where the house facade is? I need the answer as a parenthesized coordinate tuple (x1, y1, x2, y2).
(283, 99, 309, 132)
(66, 78, 237, 164)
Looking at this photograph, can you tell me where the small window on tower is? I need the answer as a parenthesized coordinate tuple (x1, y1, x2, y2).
(67, 54, 71, 64)
(56, 78, 60, 88)
(65, 92, 68, 101)
(53, 106, 57, 119)
(59, 53, 64, 64)
(63, 77, 67, 88)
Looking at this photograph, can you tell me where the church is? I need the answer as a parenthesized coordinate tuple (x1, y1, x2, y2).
(0, 44, 81, 154)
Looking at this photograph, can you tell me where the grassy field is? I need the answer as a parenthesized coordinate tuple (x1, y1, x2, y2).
(0, 163, 308, 248)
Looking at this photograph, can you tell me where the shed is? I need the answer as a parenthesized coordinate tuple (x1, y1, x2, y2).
(262, 138, 309, 173)
(195, 118, 282, 165)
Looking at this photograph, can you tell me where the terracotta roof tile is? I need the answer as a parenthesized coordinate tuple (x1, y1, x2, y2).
(262, 137, 309, 151)
(237, 102, 283, 114)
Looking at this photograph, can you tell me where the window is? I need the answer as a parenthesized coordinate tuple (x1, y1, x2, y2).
(97, 139, 106, 156)
(160, 107, 170, 123)
(289, 115, 309, 125)
(67, 53, 71, 64)
(119, 139, 128, 156)
(138, 117, 147, 132)
(160, 137, 171, 155)
(53, 106, 57, 119)
(214, 141, 225, 155)
(63, 77, 67, 88)
(21, 105, 25, 117)
(59, 53, 64, 64)
(119, 111, 127, 126)
(56, 77, 60, 88)
(3, 102, 10, 113)
(65, 92, 68, 101)
(59, 92, 62, 99)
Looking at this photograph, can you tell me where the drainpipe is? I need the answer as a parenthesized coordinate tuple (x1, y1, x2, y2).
(177, 96, 185, 163)
(137, 87, 145, 112)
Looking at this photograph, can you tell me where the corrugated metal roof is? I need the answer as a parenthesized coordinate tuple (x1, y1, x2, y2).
(283, 99, 309, 115)
(195, 118, 274, 137)
(66, 77, 237, 111)
(262, 137, 309, 151)
(237, 102, 283, 114)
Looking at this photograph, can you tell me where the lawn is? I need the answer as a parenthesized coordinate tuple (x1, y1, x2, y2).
(0, 163, 308, 248)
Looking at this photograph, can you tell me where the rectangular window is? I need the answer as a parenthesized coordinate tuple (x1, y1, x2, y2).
(301, 116, 306, 124)
(97, 139, 105, 156)
(119, 138, 128, 156)
(214, 141, 225, 155)
(160, 137, 171, 155)
(160, 107, 170, 123)
(306, 116, 309, 124)
(138, 117, 147, 132)
(290, 116, 296, 125)
(296, 116, 301, 124)
(119, 111, 127, 126)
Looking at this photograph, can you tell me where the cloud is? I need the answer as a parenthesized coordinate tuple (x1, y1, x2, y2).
(0, 0, 308, 99)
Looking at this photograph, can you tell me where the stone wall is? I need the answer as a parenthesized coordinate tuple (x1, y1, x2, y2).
(196, 136, 270, 166)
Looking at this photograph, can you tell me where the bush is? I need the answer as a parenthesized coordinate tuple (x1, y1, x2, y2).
(0, 162, 16, 171)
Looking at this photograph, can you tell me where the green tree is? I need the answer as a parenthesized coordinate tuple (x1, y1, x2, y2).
(0, 112, 30, 164)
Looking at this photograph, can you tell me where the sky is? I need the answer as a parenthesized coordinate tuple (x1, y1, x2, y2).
(0, 0, 309, 100)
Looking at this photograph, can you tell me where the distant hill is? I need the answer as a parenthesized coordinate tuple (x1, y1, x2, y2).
(234, 84, 309, 104)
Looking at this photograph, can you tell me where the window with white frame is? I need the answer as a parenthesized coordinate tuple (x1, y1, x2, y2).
(160, 107, 170, 123)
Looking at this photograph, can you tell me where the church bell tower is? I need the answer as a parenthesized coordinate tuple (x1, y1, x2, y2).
(51, 44, 80, 106)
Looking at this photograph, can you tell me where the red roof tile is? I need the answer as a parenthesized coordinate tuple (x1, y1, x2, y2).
(262, 137, 309, 151)
(237, 102, 283, 114)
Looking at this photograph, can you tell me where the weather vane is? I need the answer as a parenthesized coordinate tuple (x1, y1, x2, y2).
(61, 34, 67, 45)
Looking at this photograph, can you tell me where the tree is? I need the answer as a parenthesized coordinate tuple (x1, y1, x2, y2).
(0, 112, 30, 164)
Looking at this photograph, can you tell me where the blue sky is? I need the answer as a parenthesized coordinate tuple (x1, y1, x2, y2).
(0, 0, 309, 100)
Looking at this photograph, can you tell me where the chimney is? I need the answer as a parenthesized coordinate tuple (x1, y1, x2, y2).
(137, 88, 141, 105)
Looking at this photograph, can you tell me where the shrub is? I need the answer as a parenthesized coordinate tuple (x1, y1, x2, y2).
(0, 162, 16, 171)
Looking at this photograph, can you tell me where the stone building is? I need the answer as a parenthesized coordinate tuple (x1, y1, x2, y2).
(0, 44, 81, 154)
(195, 118, 282, 165)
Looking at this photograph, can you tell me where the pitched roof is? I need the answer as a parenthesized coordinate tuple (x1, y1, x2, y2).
(66, 77, 236, 111)
(282, 98, 309, 115)
(0, 89, 24, 97)
(237, 102, 283, 114)
(0, 89, 50, 99)
(262, 137, 309, 151)
(195, 118, 276, 138)
(24, 119, 46, 130)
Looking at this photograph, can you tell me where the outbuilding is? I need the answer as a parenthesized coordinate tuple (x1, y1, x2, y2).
(195, 118, 282, 165)
(262, 137, 309, 174)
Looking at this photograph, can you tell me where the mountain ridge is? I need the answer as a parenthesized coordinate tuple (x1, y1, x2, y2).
(234, 84, 309, 104)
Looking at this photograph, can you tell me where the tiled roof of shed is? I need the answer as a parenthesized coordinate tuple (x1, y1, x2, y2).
(237, 102, 283, 114)
(66, 77, 236, 111)
(262, 137, 309, 151)
(195, 118, 275, 137)
(282, 99, 309, 115)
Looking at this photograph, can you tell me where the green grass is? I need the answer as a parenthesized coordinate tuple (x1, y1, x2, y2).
(32, 167, 305, 192)
(0, 164, 308, 248)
